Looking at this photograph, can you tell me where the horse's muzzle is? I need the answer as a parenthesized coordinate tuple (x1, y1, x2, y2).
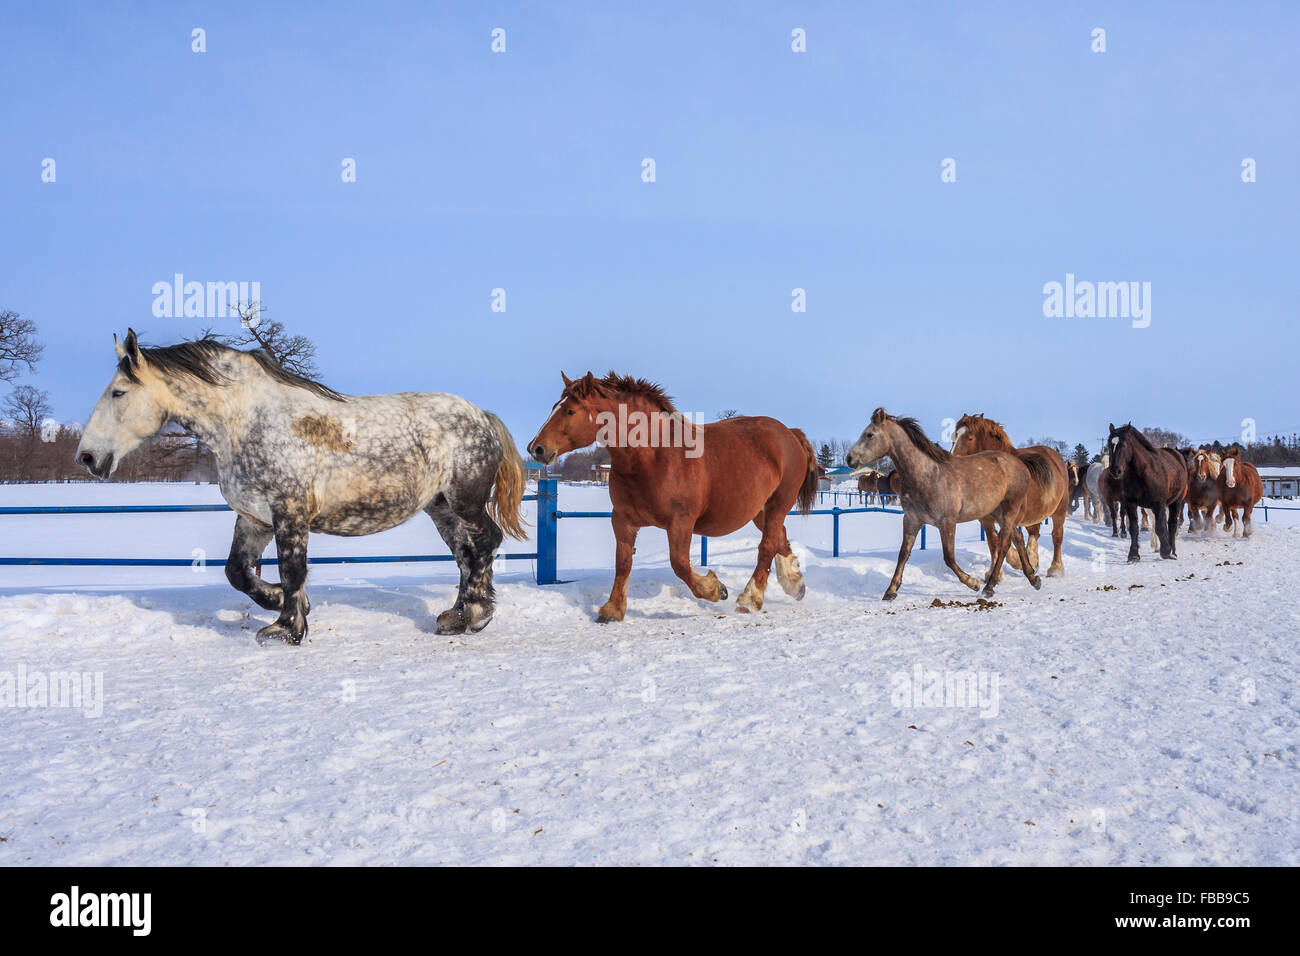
(78, 451, 114, 480)
(529, 443, 557, 465)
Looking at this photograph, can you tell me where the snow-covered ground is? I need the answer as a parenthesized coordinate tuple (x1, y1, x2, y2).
(1, 482, 1297, 865)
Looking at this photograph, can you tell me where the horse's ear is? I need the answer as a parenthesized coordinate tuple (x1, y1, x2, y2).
(117, 329, 141, 367)
(1108, 422, 1115, 432)
(560, 371, 573, 388)
(871, 407, 887, 425)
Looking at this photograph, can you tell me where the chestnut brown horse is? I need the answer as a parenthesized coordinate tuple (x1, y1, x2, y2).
(1217, 447, 1263, 537)
(846, 409, 1043, 600)
(1108, 423, 1187, 562)
(950, 414, 1069, 580)
(528, 372, 819, 621)
(1184, 447, 1222, 535)
(854, 467, 885, 503)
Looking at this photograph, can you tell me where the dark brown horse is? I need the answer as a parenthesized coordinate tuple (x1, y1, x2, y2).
(951, 414, 1069, 580)
(1217, 447, 1264, 537)
(846, 409, 1042, 600)
(528, 372, 819, 621)
(1108, 423, 1187, 562)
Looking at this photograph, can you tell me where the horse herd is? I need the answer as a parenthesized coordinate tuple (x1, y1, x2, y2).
(73, 332, 1264, 645)
(1070, 444, 1264, 545)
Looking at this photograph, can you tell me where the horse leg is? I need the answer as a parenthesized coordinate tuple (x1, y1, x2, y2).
(1124, 501, 1141, 563)
(1243, 501, 1255, 538)
(979, 517, 1004, 583)
(1231, 504, 1242, 538)
(1148, 509, 1161, 552)
(1024, 522, 1042, 573)
(1000, 515, 1042, 594)
(1048, 503, 1066, 577)
(256, 513, 310, 644)
(596, 511, 638, 623)
(1153, 505, 1172, 559)
(225, 515, 285, 612)
(425, 495, 503, 634)
(882, 514, 922, 601)
(667, 521, 727, 604)
(737, 512, 779, 613)
(766, 518, 806, 600)
(939, 520, 980, 593)
(1164, 501, 1180, 558)
(983, 514, 1014, 598)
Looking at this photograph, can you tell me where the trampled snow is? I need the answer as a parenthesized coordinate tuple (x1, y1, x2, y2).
(1, 482, 1297, 865)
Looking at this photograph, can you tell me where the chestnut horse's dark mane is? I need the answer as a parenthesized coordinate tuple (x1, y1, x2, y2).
(594, 372, 677, 413)
(873, 407, 950, 464)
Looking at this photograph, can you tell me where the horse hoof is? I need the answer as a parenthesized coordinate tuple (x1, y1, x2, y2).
(435, 607, 467, 635)
(1127, 555, 1140, 564)
(595, 615, 616, 624)
(982, 586, 996, 599)
(882, 591, 897, 602)
(792, 583, 806, 601)
(736, 604, 751, 614)
(256, 622, 303, 645)
(717, 583, 728, 601)
(1030, 576, 1042, 590)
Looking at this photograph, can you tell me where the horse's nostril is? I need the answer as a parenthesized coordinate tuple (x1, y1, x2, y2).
(79, 453, 93, 465)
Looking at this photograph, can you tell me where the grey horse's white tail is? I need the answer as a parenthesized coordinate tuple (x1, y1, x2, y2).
(485, 412, 528, 540)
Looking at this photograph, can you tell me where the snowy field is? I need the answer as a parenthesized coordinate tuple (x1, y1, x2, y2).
(1, 481, 1298, 865)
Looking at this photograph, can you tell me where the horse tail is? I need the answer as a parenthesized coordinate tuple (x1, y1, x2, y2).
(1020, 451, 1055, 488)
(791, 427, 820, 516)
(485, 412, 528, 540)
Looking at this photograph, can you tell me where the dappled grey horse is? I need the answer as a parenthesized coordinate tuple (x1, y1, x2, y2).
(77, 330, 526, 644)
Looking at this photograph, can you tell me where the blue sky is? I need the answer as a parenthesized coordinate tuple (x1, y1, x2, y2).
(3, 1, 1297, 452)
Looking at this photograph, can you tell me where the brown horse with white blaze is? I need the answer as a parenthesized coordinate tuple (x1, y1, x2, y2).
(1217, 447, 1263, 537)
(528, 372, 820, 621)
(950, 414, 1069, 580)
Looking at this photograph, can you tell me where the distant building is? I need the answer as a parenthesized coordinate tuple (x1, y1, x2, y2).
(819, 464, 854, 487)
(1258, 467, 1300, 498)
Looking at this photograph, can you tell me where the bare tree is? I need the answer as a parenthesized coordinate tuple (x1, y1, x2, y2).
(0, 310, 44, 383)
(717, 409, 741, 420)
(1141, 426, 1189, 449)
(200, 302, 320, 378)
(1019, 436, 1070, 456)
(3, 384, 52, 439)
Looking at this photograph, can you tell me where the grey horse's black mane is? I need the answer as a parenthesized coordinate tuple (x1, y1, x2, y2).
(122, 338, 344, 402)
(872, 407, 950, 464)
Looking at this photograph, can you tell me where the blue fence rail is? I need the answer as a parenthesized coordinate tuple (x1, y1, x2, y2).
(0, 495, 543, 572)
(12, 480, 1291, 584)
(0, 479, 925, 585)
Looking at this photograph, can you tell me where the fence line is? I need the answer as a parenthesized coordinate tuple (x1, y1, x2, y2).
(0, 479, 923, 585)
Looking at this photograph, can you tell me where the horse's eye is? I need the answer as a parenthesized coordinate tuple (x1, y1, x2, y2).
(111, 389, 126, 399)
(566, 409, 575, 416)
